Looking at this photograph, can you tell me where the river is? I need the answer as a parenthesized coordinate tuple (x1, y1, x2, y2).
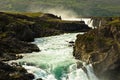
(14, 18, 98, 80)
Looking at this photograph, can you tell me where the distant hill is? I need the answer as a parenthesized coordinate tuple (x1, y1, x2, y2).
(0, 0, 120, 17)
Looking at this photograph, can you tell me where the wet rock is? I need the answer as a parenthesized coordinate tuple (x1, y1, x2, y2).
(0, 61, 34, 80)
(56, 22, 91, 32)
(37, 78, 43, 80)
(25, 73, 35, 79)
(68, 41, 75, 47)
(79, 21, 85, 24)
(69, 41, 74, 44)
(76, 61, 83, 68)
(0, 37, 40, 53)
(0, 37, 40, 60)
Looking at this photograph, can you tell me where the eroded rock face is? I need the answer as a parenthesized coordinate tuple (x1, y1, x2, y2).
(73, 18, 120, 80)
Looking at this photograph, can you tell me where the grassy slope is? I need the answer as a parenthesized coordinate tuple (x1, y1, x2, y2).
(0, 0, 120, 16)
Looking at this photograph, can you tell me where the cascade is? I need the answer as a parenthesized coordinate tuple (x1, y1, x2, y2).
(13, 18, 98, 80)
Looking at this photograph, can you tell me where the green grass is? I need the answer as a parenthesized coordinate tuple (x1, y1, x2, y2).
(5, 12, 43, 17)
(19, 12, 43, 17)
(108, 19, 120, 26)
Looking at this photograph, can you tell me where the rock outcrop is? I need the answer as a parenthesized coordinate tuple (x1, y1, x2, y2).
(0, 37, 40, 61)
(0, 12, 91, 41)
(73, 17, 120, 80)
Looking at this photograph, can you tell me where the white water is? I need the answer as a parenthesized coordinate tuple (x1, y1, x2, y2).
(62, 18, 94, 29)
(14, 19, 98, 80)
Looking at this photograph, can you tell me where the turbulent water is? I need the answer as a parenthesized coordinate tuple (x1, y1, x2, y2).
(14, 18, 98, 80)
(62, 18, 94, 29)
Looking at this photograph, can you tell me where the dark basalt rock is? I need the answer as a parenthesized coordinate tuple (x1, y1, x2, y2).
(69, 41, 74, 44)
(68, 41, 75, 47)
(79, 21, 85, 24)
(41, 13, 61, 20)
(55, 22, 91, 32)
(0, 37, 40, 53)
(0, 37, 40, 61)
(25, 73, 35, 79)
(37, 78, 43, 80)
(0, 61, 34, 80)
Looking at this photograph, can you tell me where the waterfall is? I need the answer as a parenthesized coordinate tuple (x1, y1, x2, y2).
(85, 64, 99, 80)
(13, 18, 97, 80)
(67, 63, 89, 80)
(62, 18, 94, 29)
(22, 62, 98, 80)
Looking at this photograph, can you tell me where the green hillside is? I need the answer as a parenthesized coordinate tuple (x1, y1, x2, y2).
(0, 0, 120, 17)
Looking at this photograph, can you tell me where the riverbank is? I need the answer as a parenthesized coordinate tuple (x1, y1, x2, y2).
(73, 17, 120, 80)
(0, 12, 91, 80)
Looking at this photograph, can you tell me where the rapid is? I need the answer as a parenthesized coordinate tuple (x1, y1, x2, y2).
(14, 18, 98, 80)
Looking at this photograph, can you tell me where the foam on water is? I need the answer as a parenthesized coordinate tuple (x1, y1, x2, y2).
(15, 18, 98, 80)
(62, 18, 93, 29)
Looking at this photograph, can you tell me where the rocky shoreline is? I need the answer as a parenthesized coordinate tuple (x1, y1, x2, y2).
(73, 17, 120, 80)
(0, 12, 91, 80)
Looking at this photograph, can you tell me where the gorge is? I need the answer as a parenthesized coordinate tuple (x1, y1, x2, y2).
(0, 12, 92, 80)
(0, 11, 120, 80)
(14, 32, 99, 80)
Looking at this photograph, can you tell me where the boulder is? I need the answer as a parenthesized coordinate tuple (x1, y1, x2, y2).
(37, 78, 43, 80)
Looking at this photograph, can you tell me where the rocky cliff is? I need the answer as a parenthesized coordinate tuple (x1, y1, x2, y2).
(73, 17, 120, 80)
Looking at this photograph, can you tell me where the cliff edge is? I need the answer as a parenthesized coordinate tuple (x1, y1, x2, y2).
(73, 17, 120, 80)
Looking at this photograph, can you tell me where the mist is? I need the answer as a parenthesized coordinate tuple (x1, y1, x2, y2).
(27, 5, 79, 20)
